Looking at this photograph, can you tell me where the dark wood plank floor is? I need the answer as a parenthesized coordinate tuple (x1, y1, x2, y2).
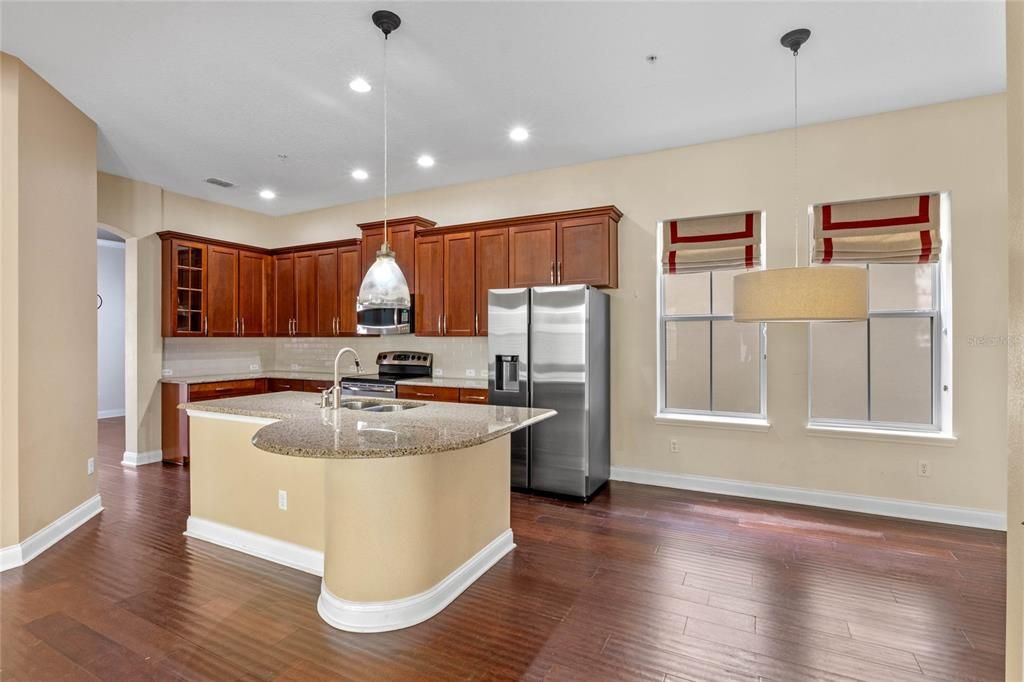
(0, 417, 1006, 681)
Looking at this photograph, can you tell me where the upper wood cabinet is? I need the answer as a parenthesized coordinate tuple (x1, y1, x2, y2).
(206, 245, 239, 337)
(509, 221, 557, 287)
(273, 253, 297, 336)
(314, 248, 339, 337)
(238, 250, 269, 336)
(338, 244, 361, 334)
(475, 227, 509, 336)
(358, 217, 436, 295)
(557, 214, 619, 288)
(414, 234, 444, 336)
(443, 231, 476, 336)
(162, 237, 208, 337)
(293, 250, 317, 336)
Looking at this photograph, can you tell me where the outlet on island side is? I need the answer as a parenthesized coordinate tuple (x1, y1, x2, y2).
(669, 439, 679, 454)
(918, 460, 932, 478)
(278, 489, 288, 511)
(87, 457, 95, 475)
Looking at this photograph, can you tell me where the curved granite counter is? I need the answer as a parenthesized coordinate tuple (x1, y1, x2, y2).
(180, 390, 555, 633)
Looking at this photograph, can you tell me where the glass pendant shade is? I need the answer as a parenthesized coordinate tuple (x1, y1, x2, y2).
(356, 244, 411, 335)
(733, 266, 868, 323)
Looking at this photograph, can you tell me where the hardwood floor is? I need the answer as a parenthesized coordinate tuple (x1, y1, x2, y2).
(0, 417, 1006, 681)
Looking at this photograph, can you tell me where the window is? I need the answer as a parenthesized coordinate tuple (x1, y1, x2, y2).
(808, 194, 951, 433)
(658, 268, 766, 419)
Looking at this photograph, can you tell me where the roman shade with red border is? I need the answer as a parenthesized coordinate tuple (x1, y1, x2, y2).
(661, 211, 761, 274)
(812, 194, 941, 264)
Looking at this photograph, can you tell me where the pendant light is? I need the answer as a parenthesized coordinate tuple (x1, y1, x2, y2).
(732, 29, 868, 323)
(356, 10, 412, 335)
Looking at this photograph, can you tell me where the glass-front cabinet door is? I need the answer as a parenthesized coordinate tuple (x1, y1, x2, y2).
(170, 239, 207, 336)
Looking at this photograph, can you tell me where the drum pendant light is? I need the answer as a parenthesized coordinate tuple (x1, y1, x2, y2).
(732, 29, 867, 323)
(356, 10, 412, 335)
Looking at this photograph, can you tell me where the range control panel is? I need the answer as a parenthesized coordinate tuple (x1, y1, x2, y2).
(376, 351, 433, 367)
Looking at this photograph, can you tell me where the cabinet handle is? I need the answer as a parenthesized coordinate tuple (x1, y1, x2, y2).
(443, 312, 447, 335)
(235, 318, 239, 336)
(203, 316, 208, 335)
(474, 311, 479, 336)
(241, 318, 245, 335)
(437, 314, 441, 335)
(465, 395, 485, 401)
(335, 317, 339, 335)
(557, 261, 562, 284)
(550, 261, 555, 284)
(414, 392, 435, 398)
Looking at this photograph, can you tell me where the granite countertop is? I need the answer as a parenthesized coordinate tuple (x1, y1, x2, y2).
(162, 370, 337, 385)
(396, 376, 489, 390)
(181, 391, 555, 460)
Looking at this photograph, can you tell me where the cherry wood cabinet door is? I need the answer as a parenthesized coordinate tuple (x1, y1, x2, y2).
(293, 251, 317, 336)
(509, 221, 556, 287)
(163, 238, 208, 337)
(557, 215, 617, 287)
(414, 234, 443, 336)
(338, 244, 361, 334)
(475, 227, 509, 336)
(443, 231, 476, 336)
(273, 254, 296, 336)
(360, 227, 385, 279)
(390, 224, 418, 294)
(238, 250, 268, 336)
(314, 248, 339, 336)
(206, 245, 239, 336)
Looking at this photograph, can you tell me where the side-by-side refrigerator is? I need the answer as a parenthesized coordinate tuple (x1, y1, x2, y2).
(488, 285, 610, 500)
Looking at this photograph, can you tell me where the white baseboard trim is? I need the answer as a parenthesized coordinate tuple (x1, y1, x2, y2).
(1, 494, 104, 572)
(122, 449, 163, 467)
(184, 516, 324, 576)
(317, 528, 515, 633)
(610, 466, 1006, 531)
(98, 408, 126, 419)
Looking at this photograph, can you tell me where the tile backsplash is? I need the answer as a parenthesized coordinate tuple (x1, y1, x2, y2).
(163, 335, 489, 378)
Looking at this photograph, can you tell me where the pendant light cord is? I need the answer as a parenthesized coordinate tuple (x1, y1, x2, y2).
(792, 50, 800, 268)
(382, 32, 389, 248)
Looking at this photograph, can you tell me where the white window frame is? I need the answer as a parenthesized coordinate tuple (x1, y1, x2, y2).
(655, 216, 768, 426)
(807, 193, 953, 438)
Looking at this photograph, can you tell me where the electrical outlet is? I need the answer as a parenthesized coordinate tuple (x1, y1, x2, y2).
(918, 460, 932, 477)
(290, 364, 299, 370)
(434, 368, 444, 377)
(466, 369, 477, 377)
(161, 369, 173, 377)
(87, 458, 95, 475)
(249, 364, 260, 371)
(278, 490, 288, 510)
(670, 439, 679, 454)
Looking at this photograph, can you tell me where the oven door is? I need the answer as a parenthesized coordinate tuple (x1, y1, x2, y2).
(341, 382, 397, 399)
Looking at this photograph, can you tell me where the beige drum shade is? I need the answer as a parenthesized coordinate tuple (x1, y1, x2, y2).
(733, 266, 868, 323)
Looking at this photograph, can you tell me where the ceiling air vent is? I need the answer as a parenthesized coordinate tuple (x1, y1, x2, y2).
(205, 177, 235, 188)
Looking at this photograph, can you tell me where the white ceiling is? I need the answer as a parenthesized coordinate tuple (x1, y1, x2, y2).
(2, 1, 1006, 216)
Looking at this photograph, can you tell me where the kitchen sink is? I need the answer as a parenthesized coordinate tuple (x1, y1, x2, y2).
(362, 404, 418, 412)
(323, 400, 423, 412)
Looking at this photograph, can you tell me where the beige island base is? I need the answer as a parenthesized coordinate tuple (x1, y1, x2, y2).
(181, 391, 554, 632)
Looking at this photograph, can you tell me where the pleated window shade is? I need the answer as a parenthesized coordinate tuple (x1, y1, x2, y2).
(812, 194, 941, 265)
(661, 211, 761, 274)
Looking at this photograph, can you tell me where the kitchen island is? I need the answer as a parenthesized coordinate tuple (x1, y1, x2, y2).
(180, 391, 554, 632)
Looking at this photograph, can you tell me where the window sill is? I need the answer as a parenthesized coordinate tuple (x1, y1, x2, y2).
(655, 413, 772, 432)
(806, 424, 958, 447)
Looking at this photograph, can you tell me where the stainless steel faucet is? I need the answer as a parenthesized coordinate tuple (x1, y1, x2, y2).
(323, 347, 361, 409)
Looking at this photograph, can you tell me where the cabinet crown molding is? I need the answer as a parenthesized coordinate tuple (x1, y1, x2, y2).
(357, 216, 438, 232)
(422, 205, 623, 237)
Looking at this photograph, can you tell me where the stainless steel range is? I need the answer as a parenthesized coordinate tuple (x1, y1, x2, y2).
(340, 351, 433, 399)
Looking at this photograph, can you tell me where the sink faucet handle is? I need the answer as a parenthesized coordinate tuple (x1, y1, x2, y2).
(319, 389, 332, 409)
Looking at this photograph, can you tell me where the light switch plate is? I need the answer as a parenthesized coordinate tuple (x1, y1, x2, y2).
(161, 369, 173, 376)
(278, 490, 288, 510)
(249, 364, 260, 371)
(87, 458, 95, 475)
(465, 369, 476, 377)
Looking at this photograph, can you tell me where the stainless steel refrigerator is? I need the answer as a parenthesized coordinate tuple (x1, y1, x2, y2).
(488, 285, 610, 500)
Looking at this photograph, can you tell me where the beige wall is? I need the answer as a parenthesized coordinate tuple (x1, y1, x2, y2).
(272, 95, 1009, 516)
(1006, 1, 1023, 679)
(0, 54, 98, 543)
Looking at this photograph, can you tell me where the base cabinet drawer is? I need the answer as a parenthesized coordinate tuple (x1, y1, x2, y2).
(268, 378, 304, 392)
(396, 385, 460, 402)
(303, 379, 334, 393)
(459, 388, 489, 404)
(188, 379, 266, 400)
(163, 378, 267, 465)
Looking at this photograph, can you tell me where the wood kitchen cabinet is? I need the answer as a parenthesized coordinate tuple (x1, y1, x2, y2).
(337, 244, 361, 334)
(557, 213, 619, 288)
(358, 217, 437, 295)
(161, 237, 208, 337)
(161, 378, 268, 464)
(293, 250, 317, 336)
(396, 384, 460, 402)
(474, 227, 509, 336)
(314, 248, 339, 337)
(509, 221, 557, 287)
(206, 245, 239, 336)
(443, 231, 476, 336)
(237, 250, 269, 336)
(414, 234, 444, 336)
(273, 253, 297, 335)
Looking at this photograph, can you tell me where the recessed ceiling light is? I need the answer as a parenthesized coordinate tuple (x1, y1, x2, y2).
(349, 77, 371, 93)
(259, 189, 276, 200)
(509, 126, 529, 142)
(417, 154, 435, 168)
(352, 169, 369, 181)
